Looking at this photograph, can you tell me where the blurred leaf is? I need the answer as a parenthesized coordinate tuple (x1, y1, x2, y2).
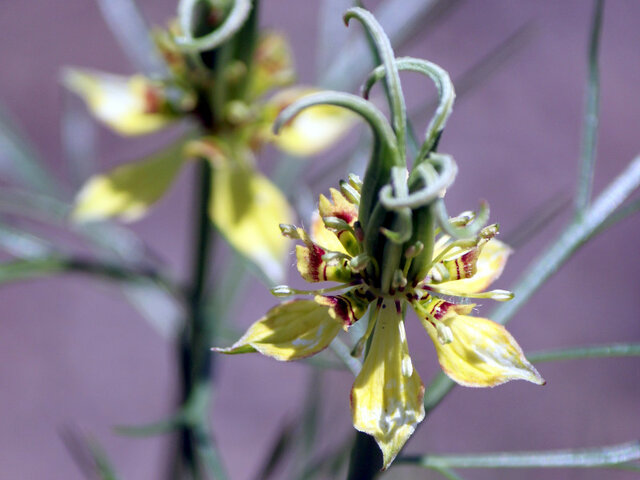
(0, 221, 54, 258)
(433, 467, 467, 480)
(252, 420, 297, 480)
(593, 195, 640, 235)
(95, 0, 166, 75)
(321, 0, 451, 90)
(317, 0, 355, 76)
(502, 193, 570, 249)
(574, 0, 604, 215)
(61, 429, 121, 480)
(115, 414, 183, 437)
(399, 441, 640, 469)
(0, 104, 63, 198)
(61, 89, 98, 188)
(72, 140, 186, 223)
(121, 280, 183, 338)
(411, 22, 534, 125)
(529, 343, 640, 363)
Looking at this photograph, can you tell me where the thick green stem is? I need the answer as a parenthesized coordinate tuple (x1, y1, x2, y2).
(347, 431, 382, 480)
(174, 159, 218, 479)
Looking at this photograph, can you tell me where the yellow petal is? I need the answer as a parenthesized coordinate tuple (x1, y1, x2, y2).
(72, 140, 186, 222)
(62, 68, 173, 135)
(209, 152, 292, 283)
(249, 32, 295, 99)
(438, 239, 512, 294)
(314, 286, 372, 329)
(423, 314, 545, 387)
(310, 211, 347, 254)
(213, 299, 342, 360)
(269, 88, 356, 156)
(295, 226, 353, 284)
(351, 300, 425, 469)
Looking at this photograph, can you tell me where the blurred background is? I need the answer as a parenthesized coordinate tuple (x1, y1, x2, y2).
(0, 1, 639, 479)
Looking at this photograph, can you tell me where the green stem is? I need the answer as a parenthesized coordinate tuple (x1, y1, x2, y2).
(575, 0, 604, 215)
(173, 159, 224, 479)
(0, 255, 181, 300)
(346, 431, 382, 480)
(398, 440, 640, 469)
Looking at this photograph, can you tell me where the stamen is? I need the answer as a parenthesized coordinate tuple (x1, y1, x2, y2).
(321, 251, 351, 265)
(323, 216, 356, 237)
(348, 173, 362, 192)
(392, 269, 407, 289)
(270, 282, 359, 297)
(351, 299, 381, 357)
(426, 285, 514, 302)
(279, 223, 300, 239)
(412, 301, 453, 345)
(349, 254, 370, 272)
(427, 237, 477, 271)
(339, 180, 361, 205)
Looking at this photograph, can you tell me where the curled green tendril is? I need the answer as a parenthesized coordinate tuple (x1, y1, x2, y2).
(362, 56, 455, 161)
(379, 153, 458, 210)
(380, 208, 413, 244)
(273, 91, 397, 156)
(433, 198, 490, 240)
(176, 0, 251, 52)
(344, 7, 407, 162)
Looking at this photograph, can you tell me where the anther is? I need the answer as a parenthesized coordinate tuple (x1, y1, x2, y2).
(279, 224, 300, 239)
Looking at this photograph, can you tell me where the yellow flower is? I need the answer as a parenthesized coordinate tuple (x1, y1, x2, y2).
(65, 31, 353, 282)
(214, 184, 544, 468)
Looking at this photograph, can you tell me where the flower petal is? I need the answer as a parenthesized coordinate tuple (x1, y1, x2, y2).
(310, 211, 347, 254)
(213, 299, 342, 360)
(318, 188, 358, 226)
(351, 300, 425, 469)
(423, 314, 545, 387)
(72, 140, 186, 222)
(438, 239, 512, 294)
(249, 32, 295, 99)
(295, 228, 353, 284)
(314, 287, 373, 329)
(62, 68, 174, 135)
(268, 88, 356, 156)
(208, 150, 293, 284)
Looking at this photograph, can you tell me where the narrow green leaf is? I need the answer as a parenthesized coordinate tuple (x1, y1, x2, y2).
(252, 421, 297, 480)
(193, 425, 230, 480)
(410, 22, 534, 124)
(61, 429, 121, 480)
(502, 193, 569, 249)
(424, 155, 640, 413)
(321, 0, 444, 90)
(398, 441, 640, 469)
(575, 0, 604, 215)
(95, 0, 166, 75)
(61, 89, 98, 188)
(593, 195, 640, 236)
(528, 343, 640, 363)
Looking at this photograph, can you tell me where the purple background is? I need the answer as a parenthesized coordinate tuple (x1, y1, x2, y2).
(0, 1, 639, 479)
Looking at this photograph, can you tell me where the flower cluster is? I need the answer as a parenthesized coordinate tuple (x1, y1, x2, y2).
(215, 7, 544, 469)
(64, 1, 353, 282)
